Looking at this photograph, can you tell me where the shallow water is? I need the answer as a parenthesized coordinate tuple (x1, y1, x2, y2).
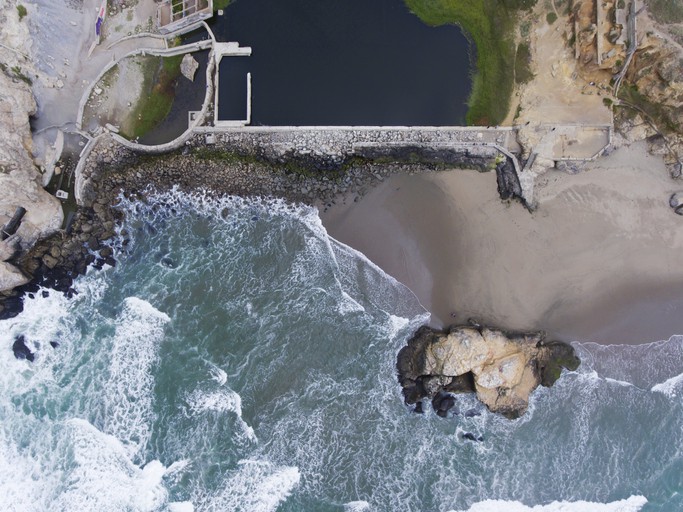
(1, 189, 682, 511)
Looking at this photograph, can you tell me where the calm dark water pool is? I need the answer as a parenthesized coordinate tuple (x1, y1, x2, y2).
(211, 0, 472, 125)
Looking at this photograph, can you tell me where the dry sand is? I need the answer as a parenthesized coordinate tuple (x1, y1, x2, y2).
(322, 142, 683, 344)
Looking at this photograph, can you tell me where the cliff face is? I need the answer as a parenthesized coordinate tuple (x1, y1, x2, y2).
(0, 1, 63, 292)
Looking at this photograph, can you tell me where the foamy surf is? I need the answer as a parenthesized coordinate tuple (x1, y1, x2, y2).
(53, 419, 169, 512)
(185, 387, 257, 443)
(103, 297, 170, 459)
(450, 496, 648, 512)
(651, 372, 683, 398)
(345, 500, 371, 511)
(199, 459, 300, 512)
(2, 188, 682, 511)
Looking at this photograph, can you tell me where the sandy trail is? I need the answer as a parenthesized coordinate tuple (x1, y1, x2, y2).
(27, 0, 164, 155)
(322, 142, 683, 344)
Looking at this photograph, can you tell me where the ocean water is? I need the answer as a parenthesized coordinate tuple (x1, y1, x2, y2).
(1, 189, 682, 512)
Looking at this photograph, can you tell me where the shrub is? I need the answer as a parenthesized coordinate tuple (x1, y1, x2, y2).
(405, 0, 527, 125)
(17, 4, 27, 20)
(647, 0, 683, 24)
(515, 42, 534, 84)
(546, 11, 558, 24)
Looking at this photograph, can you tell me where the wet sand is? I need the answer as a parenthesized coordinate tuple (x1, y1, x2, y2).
(321, 143, 683, 344)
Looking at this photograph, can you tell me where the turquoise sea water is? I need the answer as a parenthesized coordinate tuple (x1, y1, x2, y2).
(1, 189, 682, 511)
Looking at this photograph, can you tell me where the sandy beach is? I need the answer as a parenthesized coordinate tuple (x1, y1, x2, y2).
(322, 142, 683, 344)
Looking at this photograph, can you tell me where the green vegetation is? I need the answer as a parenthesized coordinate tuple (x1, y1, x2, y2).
(213, 0, 232, 10)
(404, 0, 537, 125)
(10, 65, 32, 85)
(513, 103, 523, 121)
(618, 83, 680, 133)
(514, 42, 533, 84)
(17, 4, 27, 20)
(647, 0, 683, 24)
(602, 97, 613, 107)
(519, 20, 531, 38)
(546, 11, 557, 24)
(123, 55, 183, 140)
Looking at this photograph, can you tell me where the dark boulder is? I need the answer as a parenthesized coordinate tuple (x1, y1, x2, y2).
(432, 391, 457, 417)
(12, 335, 34, 362)
(0, 296, 24, 320)
(461, 432, 484, 442)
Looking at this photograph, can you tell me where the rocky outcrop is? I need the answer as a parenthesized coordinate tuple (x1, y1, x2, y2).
(0, 1, 63, 293)
(397, 325, 580, 419)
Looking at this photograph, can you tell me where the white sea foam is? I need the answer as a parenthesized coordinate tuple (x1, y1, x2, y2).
(651, 372, 683, 398)
(208, 363, 228, 386)
(185, 388, 257, 443)
(0, 429, 56, 512)
(53, 419, 170, 512)
(338, 291, 366, 315)
(604, 378, 635, 387)
(345, 500, 371, 511)
(104, 297, 170, 458)
(329, 236, 427, 320)
(168, 502, 195, 512)
(574, 336, 683, 389)
(201, 459, 300, 512)
(0, 285, 72, 374)
(450, 496, 648, 512)
(384, 314, 411, 341)
(8, 188, 671, 512)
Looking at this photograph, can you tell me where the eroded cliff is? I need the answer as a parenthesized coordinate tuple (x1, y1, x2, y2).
(0, 1, 63, 292)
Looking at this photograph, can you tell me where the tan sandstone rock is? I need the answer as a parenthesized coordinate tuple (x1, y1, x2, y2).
(397, 325, 580, 418)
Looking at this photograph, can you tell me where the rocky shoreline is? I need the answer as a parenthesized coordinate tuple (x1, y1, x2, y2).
(1, 132, 520, 319)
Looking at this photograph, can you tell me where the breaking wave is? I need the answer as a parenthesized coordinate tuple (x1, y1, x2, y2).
(0, 188, 681, 510)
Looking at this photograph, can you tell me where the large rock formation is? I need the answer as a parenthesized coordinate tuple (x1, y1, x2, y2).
(397, 325, 580, 419)
(0, 1, 63, 292)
